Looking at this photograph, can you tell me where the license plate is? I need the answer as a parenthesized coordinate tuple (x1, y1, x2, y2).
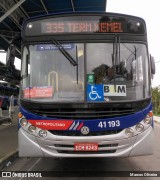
(74, 143, 98, 151)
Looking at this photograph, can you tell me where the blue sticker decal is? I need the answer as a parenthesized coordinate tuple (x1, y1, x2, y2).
(87, 84, 104, 102)
(37, 44, 74, 51)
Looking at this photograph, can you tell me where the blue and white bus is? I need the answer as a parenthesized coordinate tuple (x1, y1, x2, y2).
(14, 12, 155, 157)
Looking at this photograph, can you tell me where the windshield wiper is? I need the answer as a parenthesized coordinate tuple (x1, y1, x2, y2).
(52, 39, 78, 66)
(112, 35, 119, 91)
(112, 35, 121, 91)
(122, 43, 137, 61)
(76, 45, 79, 84)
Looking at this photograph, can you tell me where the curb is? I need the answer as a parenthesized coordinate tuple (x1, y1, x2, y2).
(154, 120, 160, 125)
(0, 150, 18, 170)
(153, 116, 160, 124)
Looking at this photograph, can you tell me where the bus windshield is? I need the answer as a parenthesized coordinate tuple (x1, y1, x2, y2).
(21, 42, 150, 102)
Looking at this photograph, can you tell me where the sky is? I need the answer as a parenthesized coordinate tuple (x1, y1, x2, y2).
(0, 0, 160, 87)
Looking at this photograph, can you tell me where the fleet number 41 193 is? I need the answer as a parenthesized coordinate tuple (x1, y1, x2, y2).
(98, 120, 120, 128)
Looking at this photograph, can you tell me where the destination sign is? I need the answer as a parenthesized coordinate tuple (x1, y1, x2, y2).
(24, 15, 146, 36)
(41, 22, 123, 33)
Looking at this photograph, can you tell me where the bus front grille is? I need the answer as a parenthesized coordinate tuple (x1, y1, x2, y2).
(31, 108, 135, 119)
(56, 150, 116, 154)
(21, 99, 151, 120)
(49, 129, 123, 136)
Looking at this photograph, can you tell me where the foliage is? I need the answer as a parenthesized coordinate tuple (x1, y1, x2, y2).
(152, 87, 160, 115)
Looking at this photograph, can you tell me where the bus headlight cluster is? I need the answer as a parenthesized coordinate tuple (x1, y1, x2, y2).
(125, 111, 153, 138)
(28, 126, 47, 138)
(27, 125, 47, 138)
(18, 112, 48, 138)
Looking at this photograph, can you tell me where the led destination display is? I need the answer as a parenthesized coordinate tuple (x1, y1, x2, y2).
(41, 22, 123, 33)
(24, 15, 145, 36)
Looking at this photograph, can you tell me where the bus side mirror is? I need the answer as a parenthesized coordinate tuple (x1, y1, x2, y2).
(150, 55, 155, 75)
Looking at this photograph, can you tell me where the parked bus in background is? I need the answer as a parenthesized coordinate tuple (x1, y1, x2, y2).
(0, 81, 19, 110)
(7, 12, 155, 157)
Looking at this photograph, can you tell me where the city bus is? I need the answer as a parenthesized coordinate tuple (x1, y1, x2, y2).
(13, 12, 155, 157)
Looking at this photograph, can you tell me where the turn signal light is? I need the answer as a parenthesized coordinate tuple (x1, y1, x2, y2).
(18, 112, 23, 118)
(148, 111, 153, 117)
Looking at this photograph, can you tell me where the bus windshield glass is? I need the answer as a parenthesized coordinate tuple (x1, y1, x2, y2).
(21, 43, 150, 102)
(21, 43, 84, 102)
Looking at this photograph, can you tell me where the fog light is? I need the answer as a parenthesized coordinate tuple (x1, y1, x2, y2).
(144, 116, 152, 125)
(135, 123, 144, 132)
(39, 130, 47, 138)
(20, 118, 28, 126)
(125, 128, 134, 137)
(28, 125, 36, 133)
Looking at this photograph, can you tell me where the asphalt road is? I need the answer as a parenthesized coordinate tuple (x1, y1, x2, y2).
(1, 123, 160, 180)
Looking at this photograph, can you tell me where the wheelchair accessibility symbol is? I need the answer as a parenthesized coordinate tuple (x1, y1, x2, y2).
(87, 84, 104, 102)
(89, 86, 101, 100)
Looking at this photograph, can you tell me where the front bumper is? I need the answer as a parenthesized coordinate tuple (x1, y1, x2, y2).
(18, 126, 153, 157)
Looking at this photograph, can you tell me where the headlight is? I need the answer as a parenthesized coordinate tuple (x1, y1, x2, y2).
(28, 125, 36, 133)
(39, 130, 47, 138)
(124, 111, 153, 137)
(144, 116, 152, 125)
(135, 123, 144, 132)
(20, 118, 28, 126)
(125, 128, 134, 137)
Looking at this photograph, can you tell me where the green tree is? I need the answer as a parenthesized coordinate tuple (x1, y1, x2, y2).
(152, 87, 160, 115)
